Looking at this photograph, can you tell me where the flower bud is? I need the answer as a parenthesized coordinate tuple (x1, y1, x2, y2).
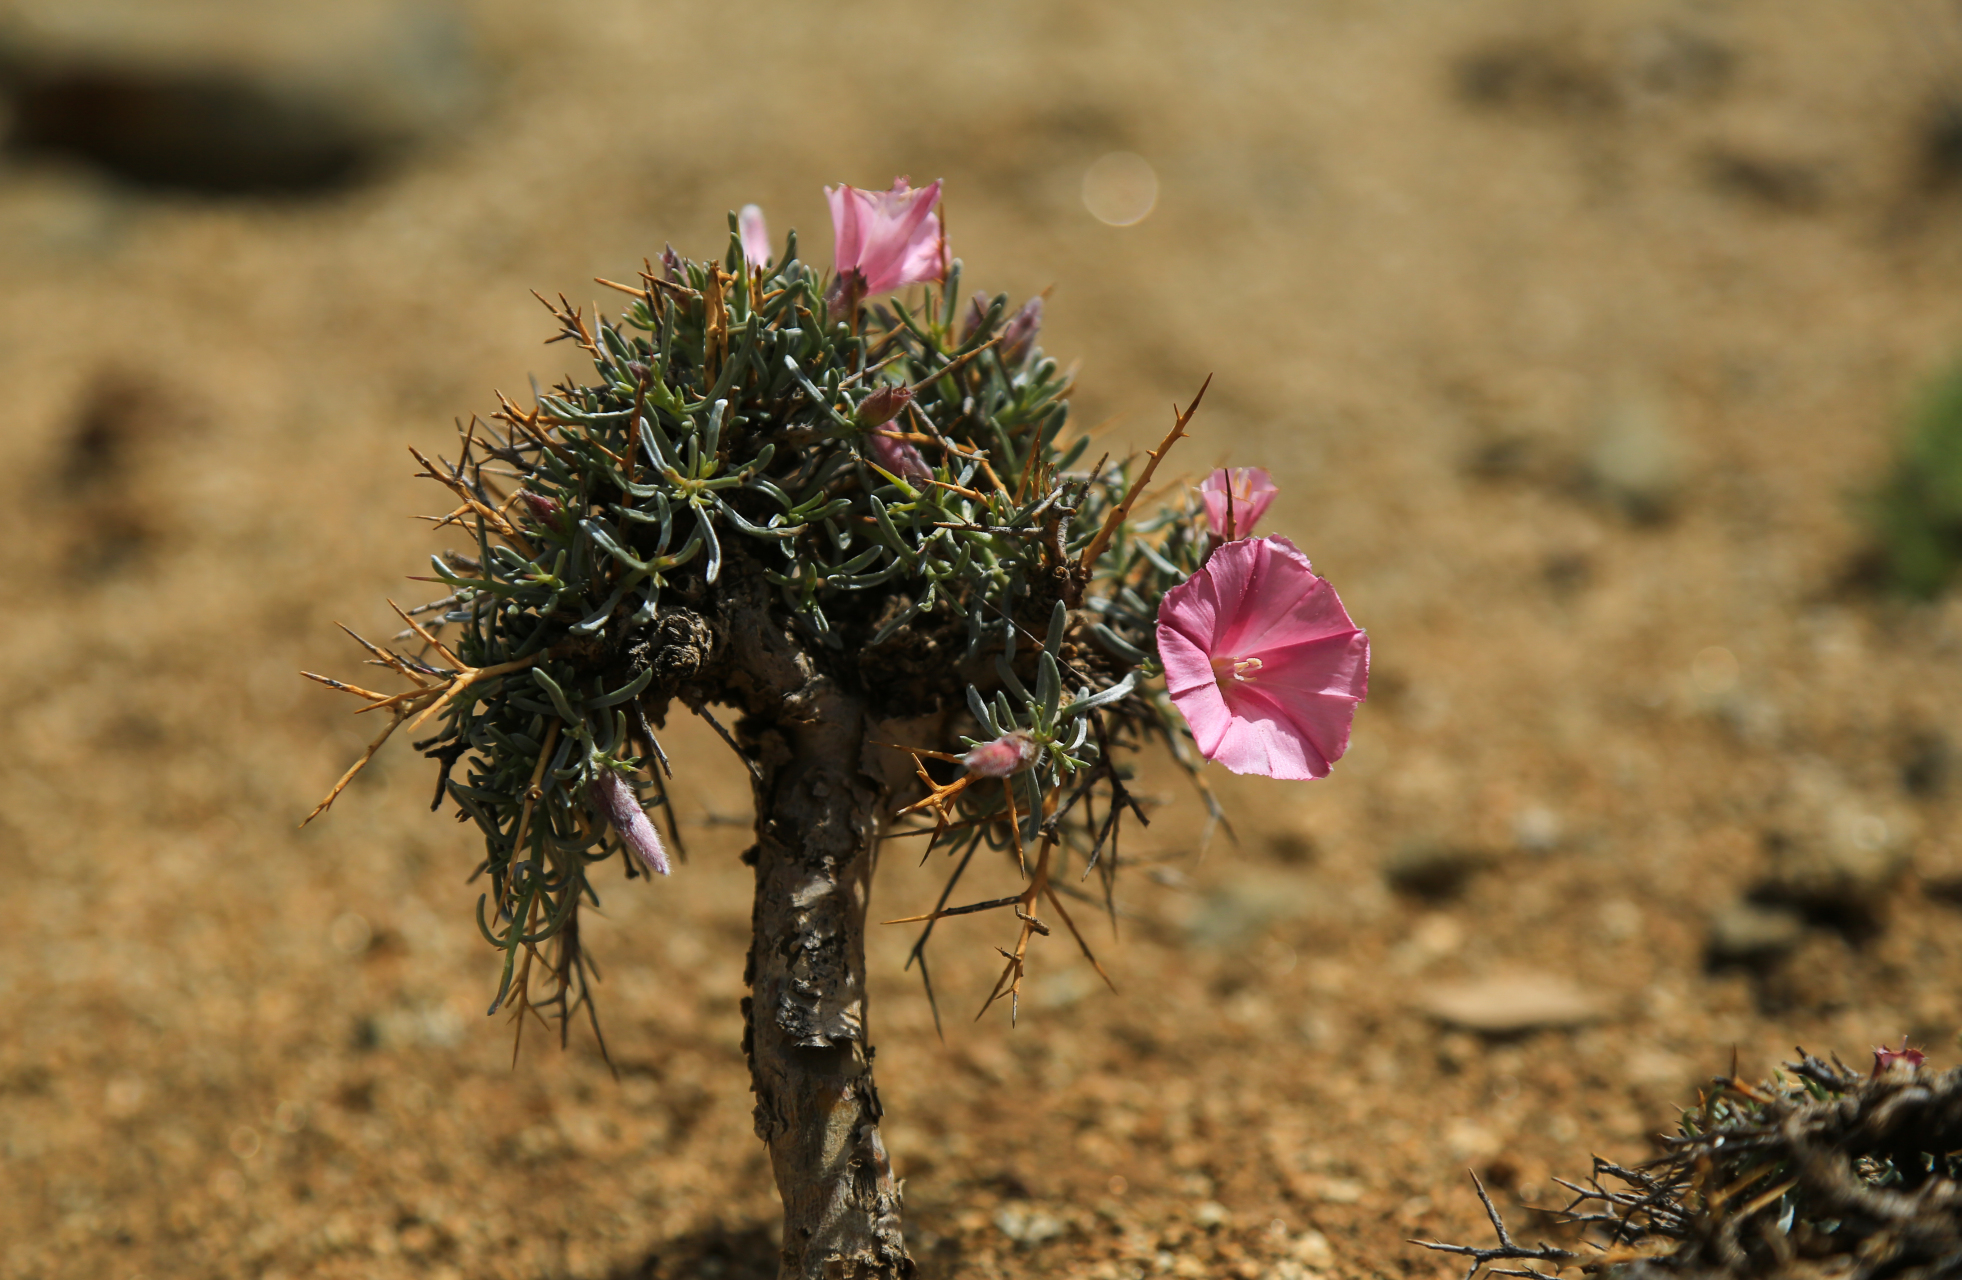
(520, 489, 567, 529)
(962, 730, 1038, 778)
(1873, 1037, 1926, 1076)
(857, 382, 915, 428)
(590, 771, 670, 876)
(1198, 468, 1277, 541)
(1000, 296, 1044, 367)
(738, 204, 771, 268)
(869, 429, 931, 482)
(960, 291, 990, 344)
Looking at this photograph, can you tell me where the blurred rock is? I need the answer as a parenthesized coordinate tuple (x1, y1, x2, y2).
(1419, 974, 1604, 1034)
(1454, 37, 1617, 117)
(994, 1204, 1066, 1246)
(1586, 391, 1684, 523)
(1703, 147, 1828, 214)
(1512, 804, 1563, 853)
(1183, 874, 1301, 947)
(1383, 841, 1493, 901)
(1757, 931, 1859, 1014)
(1707, 900, 1805, 965)
(1755, 765, 1912, 931)
(1267, 828, 1317, 865)
(1899, 728, 1950, 798)
(0, 0, 479, 194)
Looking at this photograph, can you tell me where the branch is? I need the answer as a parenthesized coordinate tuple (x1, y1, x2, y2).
(1077, 374, 1210, 573)
(1412, 1171, 1580, 1280)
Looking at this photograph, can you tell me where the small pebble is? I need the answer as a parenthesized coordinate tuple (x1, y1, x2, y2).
(1420, 975, 1604, 1033)
(1707, 900, 1805, 964)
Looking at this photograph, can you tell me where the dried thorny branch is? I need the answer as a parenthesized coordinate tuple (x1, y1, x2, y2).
(1417, 1049, 1962, 1280)
(1413, 1171, 1582, 1280)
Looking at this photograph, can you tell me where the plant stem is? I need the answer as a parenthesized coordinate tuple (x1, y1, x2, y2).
(740, 680, 913, 1280)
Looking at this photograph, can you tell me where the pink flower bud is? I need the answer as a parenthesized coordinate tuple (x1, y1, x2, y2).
(520, 489, 567, 529)
(962, 730, 1038, 778)
(857, 383, 915, 428)
(1198, 468, 1278, 540)
(826, 177, 947, 298)
(960, 292, 989, 344)
(738, 204, 771, 268)
(1000, 296, 1044, 367)
(1873, 1037, 1926, 1075)
(590, 771, 670, 876)
(868, 429, 931, 482)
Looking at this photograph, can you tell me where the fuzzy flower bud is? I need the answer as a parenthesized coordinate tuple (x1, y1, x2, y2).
(520, 489, 567, 529)
(1000, 296, 1044, 367)
(590, 771, 670, 876)
(868, 429, 931, 482)
(960, 291, 990, 344)
(738, 204, 771, 268)
(857, 382, 915, 429)
(962, 730, 1038, 778)
(1873, 1037, 1926, 1075)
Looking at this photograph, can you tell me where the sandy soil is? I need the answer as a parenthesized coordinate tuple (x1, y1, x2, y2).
(5, 1, 1962, 1277)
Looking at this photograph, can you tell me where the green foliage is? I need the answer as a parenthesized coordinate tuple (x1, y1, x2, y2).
(1869, 362, 1962, 598)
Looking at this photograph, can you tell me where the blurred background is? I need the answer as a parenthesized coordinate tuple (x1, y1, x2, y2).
(5, 1, 1962, 1277)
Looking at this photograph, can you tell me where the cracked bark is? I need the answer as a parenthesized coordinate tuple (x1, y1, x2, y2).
(718, 574, 914, 1280)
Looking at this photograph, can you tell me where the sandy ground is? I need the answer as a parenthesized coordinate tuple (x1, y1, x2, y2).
(6, 1, 1962, 1277)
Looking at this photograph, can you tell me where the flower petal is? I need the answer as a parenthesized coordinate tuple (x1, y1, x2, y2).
(738, 204, 771, 268)
(1161, 629, 1234, 758)
(1240, 633, 1369, 767)
(1215, 536, 1358, 658)
(1157, 567, 1224, 674)
(1211, 683, 1333, 780)
(825, 184, 864, 282)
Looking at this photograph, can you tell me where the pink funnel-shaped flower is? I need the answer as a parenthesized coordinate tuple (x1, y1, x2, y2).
(738, 204, 771, 268)
(826, 178, 946, 297)
(590, 771, 670, 875)
(1157, 536, 1368, 780)
(1199, 468, 1277, 540)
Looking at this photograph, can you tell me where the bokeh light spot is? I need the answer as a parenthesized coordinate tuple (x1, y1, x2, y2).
(1082, 151, 1158, 226)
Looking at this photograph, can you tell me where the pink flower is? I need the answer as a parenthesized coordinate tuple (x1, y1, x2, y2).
(825, 178, 947, 297)
(1199, 468, 1278, 540)
(1873, 1037, 1926, 1075)
(963, 731, 1037, 777)
(738, 204, 772, 268)
(590, 771, 670, 875)
(868, 429, 931, 481)
(1157, 536, 1368, 780)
